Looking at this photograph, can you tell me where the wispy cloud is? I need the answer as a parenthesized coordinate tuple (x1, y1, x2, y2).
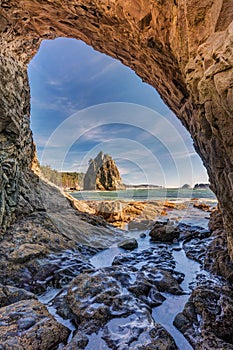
(31, 96, 80, 115)
(46, 79, 62, 87)
(29, 38, 208, 186)
(89, 61, 120, 81)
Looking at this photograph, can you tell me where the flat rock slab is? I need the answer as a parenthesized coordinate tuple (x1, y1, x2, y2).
(0, 299, 69, 349)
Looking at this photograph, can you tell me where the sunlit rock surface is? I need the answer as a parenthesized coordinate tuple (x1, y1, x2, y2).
(84, 151, 125, 191)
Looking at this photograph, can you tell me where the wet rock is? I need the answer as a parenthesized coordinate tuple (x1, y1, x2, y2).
(204, 210, 233, 282)
(0, 299, 69, 349)
(101, 317, 178, 350)
(118, 238, 138, 250)
(140, 232, 147, 238)
(66, 316, 178, 350)
(22, 249, 93, 294)
(183, 237, 212, 264)
(193, 202, 211, 211)
(147, 287, 166, 306)
(131, 268, 184, 296)
(0, 284, 35, 307)
(65, 332, 88, 349)
(182, 228, 212, 264)
(173, 246, 182, 251)
(7, 243, 46, 263)
(65, 267, 178, 349)
(66, 269, 141, 329)
(149, 221, 180, 243)
(112, 245, 176, 272)
(65, 249, 184, 325)
(174, 281, 233, 349)
(146, 269, 183, 295)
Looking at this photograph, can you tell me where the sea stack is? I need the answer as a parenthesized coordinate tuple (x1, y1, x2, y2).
(84, 151, 125, 191)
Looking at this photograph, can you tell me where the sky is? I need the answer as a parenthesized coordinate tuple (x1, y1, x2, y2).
(28, 37, 209, 187)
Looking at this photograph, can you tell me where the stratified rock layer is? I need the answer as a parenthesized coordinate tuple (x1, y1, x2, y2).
(84, 151, 125, 191)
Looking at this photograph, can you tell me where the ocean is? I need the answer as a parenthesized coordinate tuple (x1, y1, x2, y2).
(70, 187, 216, 202)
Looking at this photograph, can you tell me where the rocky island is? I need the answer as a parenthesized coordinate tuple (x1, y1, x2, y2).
(84, 151, 125, 191)
(193, 183, 210, 190)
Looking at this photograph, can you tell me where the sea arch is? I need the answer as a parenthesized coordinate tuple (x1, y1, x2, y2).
(0, 1, 233, 260)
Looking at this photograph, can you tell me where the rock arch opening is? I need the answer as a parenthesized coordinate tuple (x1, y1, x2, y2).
(28, 37, 208, 190)
(0, 1, 233, 260)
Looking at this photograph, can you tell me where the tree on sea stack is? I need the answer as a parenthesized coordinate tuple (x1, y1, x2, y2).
(84, 151, 125, 191)
(181, 184, 191, 189)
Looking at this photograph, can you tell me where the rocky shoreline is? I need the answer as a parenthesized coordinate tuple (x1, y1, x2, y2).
(66, 193, 214, 228)
(0, 182, 232, 349)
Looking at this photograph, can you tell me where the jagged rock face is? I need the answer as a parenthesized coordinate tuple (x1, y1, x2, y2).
(84, 152, 125, 190)
(96, 156, 125, 191)
(0, 1, 233, 259)
(0, 55, 43, 237)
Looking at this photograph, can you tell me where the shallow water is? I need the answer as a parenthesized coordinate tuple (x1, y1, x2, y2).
(38, 288, 76, 342)
(90, 246, 123, 268)
(89, 232, 202, 350)
(38, 203, 210, 349)
(152, 242, 200, 350)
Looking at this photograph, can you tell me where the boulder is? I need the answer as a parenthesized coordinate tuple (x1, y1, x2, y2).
(0, 284, 35, 307)
(193, 203, 211, 211)
(0, 299, 69, 349)
(174, 281, 233, 349)
(149, 221, 180, 243)
(118, 238, 138, 250)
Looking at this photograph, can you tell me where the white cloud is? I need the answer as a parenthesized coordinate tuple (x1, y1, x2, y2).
(46, 79, 62, 87)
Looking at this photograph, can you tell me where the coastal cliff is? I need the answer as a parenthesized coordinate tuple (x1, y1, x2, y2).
(84, 152, 125, 191)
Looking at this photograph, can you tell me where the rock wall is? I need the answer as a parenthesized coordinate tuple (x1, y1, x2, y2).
(0, 1, 233, 259)
(0, 54, 43, 236)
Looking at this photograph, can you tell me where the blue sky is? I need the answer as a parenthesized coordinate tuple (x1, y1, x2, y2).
(28, 38, 208, 187)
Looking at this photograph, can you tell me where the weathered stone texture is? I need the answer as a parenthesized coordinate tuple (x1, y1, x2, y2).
(84, 151, 125, 190)
(0, 54, 42, 235)
(0, 1, 233, 261)
(0, 299, 69, 349)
